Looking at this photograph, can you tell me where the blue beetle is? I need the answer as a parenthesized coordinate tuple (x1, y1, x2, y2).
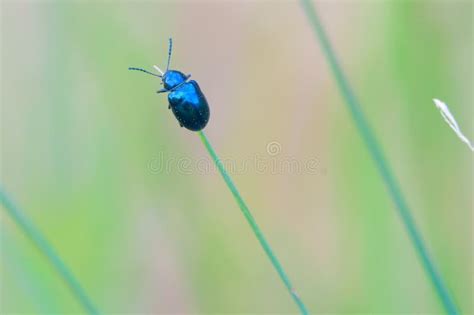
(129, 38, 210, 131)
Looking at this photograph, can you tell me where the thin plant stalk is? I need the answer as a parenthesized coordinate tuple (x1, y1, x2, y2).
(0, 187, 99, 315)
(198, 131, 309, 315)
(299, 1, 458, 314)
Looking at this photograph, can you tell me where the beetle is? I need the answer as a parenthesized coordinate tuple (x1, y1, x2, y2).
(129, 38, 210, 131)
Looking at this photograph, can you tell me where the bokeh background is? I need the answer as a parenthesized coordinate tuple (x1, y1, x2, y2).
(1, 0, 472, 314)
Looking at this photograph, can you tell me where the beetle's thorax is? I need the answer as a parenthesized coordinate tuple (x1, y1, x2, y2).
(163, 70, 188, 91)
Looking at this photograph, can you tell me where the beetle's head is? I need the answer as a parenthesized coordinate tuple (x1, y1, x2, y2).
(129, 38, 190, 92)
(162, 70, 188, 90)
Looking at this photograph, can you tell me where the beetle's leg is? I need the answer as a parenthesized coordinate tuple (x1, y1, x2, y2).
(156, 88, 167, 94)
(186, 74, 191, 80)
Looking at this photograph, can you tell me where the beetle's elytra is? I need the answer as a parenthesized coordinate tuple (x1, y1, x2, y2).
(129, 38, 210, 131)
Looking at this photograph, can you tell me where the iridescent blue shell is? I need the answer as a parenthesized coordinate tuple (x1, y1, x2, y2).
(167, 79, 210, 131)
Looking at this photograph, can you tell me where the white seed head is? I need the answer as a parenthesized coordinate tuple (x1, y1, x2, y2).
(153, 65, 164, 76)
(433, 98, 473, 152)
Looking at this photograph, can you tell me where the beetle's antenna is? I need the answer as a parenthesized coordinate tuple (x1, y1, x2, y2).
(129, 67, 162, 78)
(166, 37, 173, 72)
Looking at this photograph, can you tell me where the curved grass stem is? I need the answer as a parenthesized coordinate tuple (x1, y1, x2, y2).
(0, 187, 99, 315)
(198, 131, 309, 315)
(299, 1, 458, 314)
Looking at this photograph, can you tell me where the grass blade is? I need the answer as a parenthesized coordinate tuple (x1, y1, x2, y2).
(299, 1, 458, 314)
(0, 187, 99, 315)
(198, 131, 309, 314)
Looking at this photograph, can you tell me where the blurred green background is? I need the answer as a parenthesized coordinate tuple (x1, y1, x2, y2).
(1, 0, 472, 314)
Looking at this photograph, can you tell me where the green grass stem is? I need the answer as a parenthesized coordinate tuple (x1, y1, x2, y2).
(0, 187, 99, 315)
(198, 131, 309, 315)
(299, 1, 458, 314)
